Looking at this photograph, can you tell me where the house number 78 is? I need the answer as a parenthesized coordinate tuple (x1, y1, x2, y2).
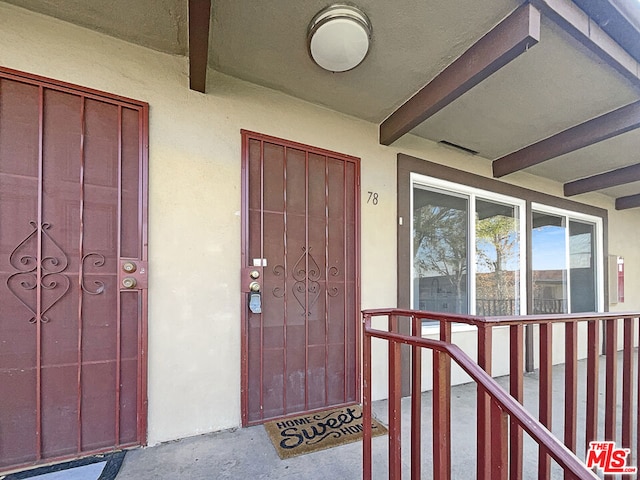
(367, 191, 379, 205)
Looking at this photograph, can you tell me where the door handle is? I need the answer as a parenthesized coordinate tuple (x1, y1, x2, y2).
(119, 259, 148, 289)
(123, 261, 137, 273)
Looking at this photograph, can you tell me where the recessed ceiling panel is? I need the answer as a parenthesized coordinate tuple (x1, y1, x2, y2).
(527, 128, 640, 182)
(410, 17, 639, 159)
(2, 0, 187, 54)
(210, 0, 525, 123)
(600, 181, 640, 199)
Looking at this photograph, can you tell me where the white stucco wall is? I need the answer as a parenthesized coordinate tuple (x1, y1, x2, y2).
(2, 2, 640, 446)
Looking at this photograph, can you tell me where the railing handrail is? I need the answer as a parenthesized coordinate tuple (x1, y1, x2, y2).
(362, 307, 640, 327)
(363, 316, 599, 479)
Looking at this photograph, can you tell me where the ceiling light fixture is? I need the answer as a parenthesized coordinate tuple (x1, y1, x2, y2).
(307, 4, 372, 73)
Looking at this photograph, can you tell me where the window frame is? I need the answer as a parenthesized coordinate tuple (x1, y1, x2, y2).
(397, 153, 609, 322)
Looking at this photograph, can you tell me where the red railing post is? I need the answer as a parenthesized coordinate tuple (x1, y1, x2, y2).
(509, 324, 524, 480)
(622, 317, 634, 456)
(388, 315, 402, 480)
(637, 316, 640, 469)
(585, 319, 599, 451)
(363, 313, 372, 480)
(411, 314, 422, 480)
(604, 317, 620, 480)
(477, 322, 492, 480)
(433, 321, 452, 480)
(604, 317, 617, 443)
(491, 397, 509, 480)
(564, 321, 578, 454)
(539, 322, 553, 480)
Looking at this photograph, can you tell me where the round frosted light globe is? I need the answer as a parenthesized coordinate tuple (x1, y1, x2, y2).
(308, 6, 372, 72)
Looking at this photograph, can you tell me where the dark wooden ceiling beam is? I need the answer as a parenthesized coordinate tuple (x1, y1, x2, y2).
(616, 193, 640, 210)
(378, 3, 540, 146)
(188, 0, 212, 93)
(564, 163, 640, 196)
(493, 100, 640, 177)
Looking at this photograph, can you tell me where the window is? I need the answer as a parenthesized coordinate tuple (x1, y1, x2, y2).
(411, 175, 525, 316)
(532, 205, 601, 314)
(410, 172, 603, 318)
(413, 187, 469, 314)
(476, 199, 521, 316)
(532, 211, 567, 313)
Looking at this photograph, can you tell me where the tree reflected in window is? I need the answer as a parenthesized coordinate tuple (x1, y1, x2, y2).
(476, 200, 520, 316)
(413, 188, 468, 314)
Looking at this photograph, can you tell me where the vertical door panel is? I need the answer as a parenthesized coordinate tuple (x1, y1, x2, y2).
(261, 201, 285, 417)
(81, 98, 119, 452)
(259, 142, 285, 420)
(0, 78, 40, 467)
(246, 137, 263, 423)
(119, 105, 144, 446)
(120, 107, 141, 259)
(282, 148, 306, 417)
(0, 370, 37, 465)
(39, 89, 81, 460)
(41, 365, 78, 459)
(81, 361, 117, 450)
(345, 162, 357, 401)
(327, 157, 347, 405)
(118, 291, 140, 445)
(307, 147, 328, 409)
(242, 132, 359, 425)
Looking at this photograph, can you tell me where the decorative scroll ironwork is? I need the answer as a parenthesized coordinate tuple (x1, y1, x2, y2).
(328, 266, 340, 297)
(272, 264, 285, 298)
(292, 247, 320, 314)
(6, 222, 71, 323)
(271, 247, 342, 314)
(8, 221, 39, 274)
(81, 253, 106, 295)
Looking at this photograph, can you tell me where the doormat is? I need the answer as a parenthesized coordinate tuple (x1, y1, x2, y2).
(1, 451, 126, 480)
(264, 405, 387, 459)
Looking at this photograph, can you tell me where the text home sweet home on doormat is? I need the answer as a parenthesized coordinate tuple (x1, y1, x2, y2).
(264, 405, 387, 459)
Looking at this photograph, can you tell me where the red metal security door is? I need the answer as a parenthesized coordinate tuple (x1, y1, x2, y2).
(241, 131, 360, 425)
(0, 68, 148, 472)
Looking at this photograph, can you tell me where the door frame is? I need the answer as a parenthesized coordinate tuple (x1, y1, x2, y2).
(240, 130, 361, 426)
(0, 65, 149, 468)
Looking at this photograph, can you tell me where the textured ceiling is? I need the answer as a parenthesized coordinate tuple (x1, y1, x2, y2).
(527, 128, 640, 183)
(3, 0, 640, 202)
(209, 0, 525, 123)
(411, 17, 639, 160)
(1, 0, 188, 54)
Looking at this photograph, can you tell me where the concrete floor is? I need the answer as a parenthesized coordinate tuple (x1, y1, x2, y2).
(115, 356, 625, 479)
(114, 406, 390, 480)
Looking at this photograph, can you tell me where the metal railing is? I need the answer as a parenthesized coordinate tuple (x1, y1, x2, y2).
(362, 308, 640, 479)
